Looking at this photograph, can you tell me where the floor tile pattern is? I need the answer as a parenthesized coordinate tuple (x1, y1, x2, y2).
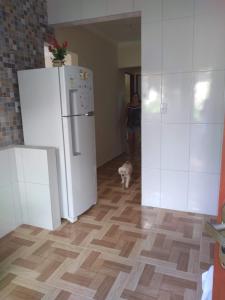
(0, 155, 215, 299)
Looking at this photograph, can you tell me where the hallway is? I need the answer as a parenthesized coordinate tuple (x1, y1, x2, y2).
(0, 155, 214, 300)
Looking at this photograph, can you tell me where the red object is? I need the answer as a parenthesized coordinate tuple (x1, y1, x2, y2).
(213, 121, 225, 299)
(48, 38, 68, 52)
(52, 38, 60, 49)
(62, 41, 68, 48)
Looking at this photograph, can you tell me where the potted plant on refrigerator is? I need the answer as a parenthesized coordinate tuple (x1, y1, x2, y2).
(48, 38, 68, 67)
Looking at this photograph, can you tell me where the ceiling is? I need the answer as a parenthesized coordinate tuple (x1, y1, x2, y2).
(82, 16, 141, 44)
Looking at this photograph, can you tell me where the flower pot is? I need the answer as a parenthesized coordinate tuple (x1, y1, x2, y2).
(52, 60, 64, 67)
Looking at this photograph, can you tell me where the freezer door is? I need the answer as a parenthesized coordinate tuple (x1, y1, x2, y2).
(59, 66, 94, 117)
(62, 115, 97, 220)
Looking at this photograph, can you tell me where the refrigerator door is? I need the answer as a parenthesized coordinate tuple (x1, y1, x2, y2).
(59, 66, 94, 117)
(62, 115, 97, 220)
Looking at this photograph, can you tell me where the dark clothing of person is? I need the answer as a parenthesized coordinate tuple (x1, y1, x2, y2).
(127, 105, 141, 129)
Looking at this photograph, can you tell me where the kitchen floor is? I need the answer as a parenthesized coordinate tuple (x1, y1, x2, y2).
(0, 154, 214, 300)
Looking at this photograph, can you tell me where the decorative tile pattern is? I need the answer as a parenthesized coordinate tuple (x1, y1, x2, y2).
(0, 0, 53, 146)
(0, 155, 215, 299)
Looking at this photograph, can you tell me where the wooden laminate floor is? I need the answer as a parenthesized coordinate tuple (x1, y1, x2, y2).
(0, 154, 215, 300)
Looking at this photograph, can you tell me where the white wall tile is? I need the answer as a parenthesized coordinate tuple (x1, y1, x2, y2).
(191, 71, 225, 123)
(162, 73, 192, 123)
(134, 0, 162, 22)
(47, 0, 82, 24)
(22, 149, 49, 184)
(163, 18, 193, 72)
(106, 0, 134, 15)
(142, 122, 161, 169)
(188, 172, 219, 215)
(190, 124, 223, 173)
(161, 124, 190, 171)
(163, 0, 194, 19)
(195, 0, 225, 17)
(142, 168, 161, 207)
(161, 170, 188, 211)
(142, 21, 162, 74)
(82, 0, 107, 19)
(142, 74, 162, 123)
(194, 15, 225, 71)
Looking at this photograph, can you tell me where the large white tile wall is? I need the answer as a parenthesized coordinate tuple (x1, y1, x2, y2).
(0, 146, 61, 238)
(47, 0, 225, 215)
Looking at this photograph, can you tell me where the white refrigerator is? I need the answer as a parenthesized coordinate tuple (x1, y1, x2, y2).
(18, 66, 97, 222)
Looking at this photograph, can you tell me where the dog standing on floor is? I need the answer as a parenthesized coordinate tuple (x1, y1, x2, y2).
(118, 161, 133, 189)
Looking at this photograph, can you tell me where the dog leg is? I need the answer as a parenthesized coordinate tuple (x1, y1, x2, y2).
(123, 181, 125, 189)
(125, 175, 130, 188)
(121, 175, 126, 189)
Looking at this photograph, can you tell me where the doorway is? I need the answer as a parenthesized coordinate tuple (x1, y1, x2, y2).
(124, 70, 141, 104)
(122, 68, 142, 156)
(54, 15, 141, 203)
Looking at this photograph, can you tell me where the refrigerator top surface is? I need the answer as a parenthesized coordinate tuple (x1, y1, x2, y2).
(17, 65, 92, 74)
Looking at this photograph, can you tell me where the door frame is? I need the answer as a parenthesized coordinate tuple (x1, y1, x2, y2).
(213, 121, 225, 299)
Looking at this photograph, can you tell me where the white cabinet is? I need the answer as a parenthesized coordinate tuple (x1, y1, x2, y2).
(0, 186, 20, 238)
(0, 149, 21, 237)
(0, 146, 61, 238)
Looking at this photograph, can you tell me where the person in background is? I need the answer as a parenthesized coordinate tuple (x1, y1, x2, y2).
(126, 93, 141, 158)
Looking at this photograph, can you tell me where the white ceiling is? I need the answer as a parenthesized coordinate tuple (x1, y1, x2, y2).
(82, 16, 141, 44)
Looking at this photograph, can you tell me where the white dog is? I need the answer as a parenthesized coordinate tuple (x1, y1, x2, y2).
(118, 161, 133, 189)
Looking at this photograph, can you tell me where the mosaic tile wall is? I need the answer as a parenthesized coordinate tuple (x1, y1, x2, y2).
(0, 0, 53, 146)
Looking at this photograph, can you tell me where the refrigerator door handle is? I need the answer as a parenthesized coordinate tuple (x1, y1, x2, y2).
(86, 111, 94, 116)
(62, 112, 94, 117)
(70, 117, 81, 156)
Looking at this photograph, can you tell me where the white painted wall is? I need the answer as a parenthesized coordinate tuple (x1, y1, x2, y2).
(0, 146, 61, 238)
(47, 0, 225, 215)
(118, 41, 141, 68)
